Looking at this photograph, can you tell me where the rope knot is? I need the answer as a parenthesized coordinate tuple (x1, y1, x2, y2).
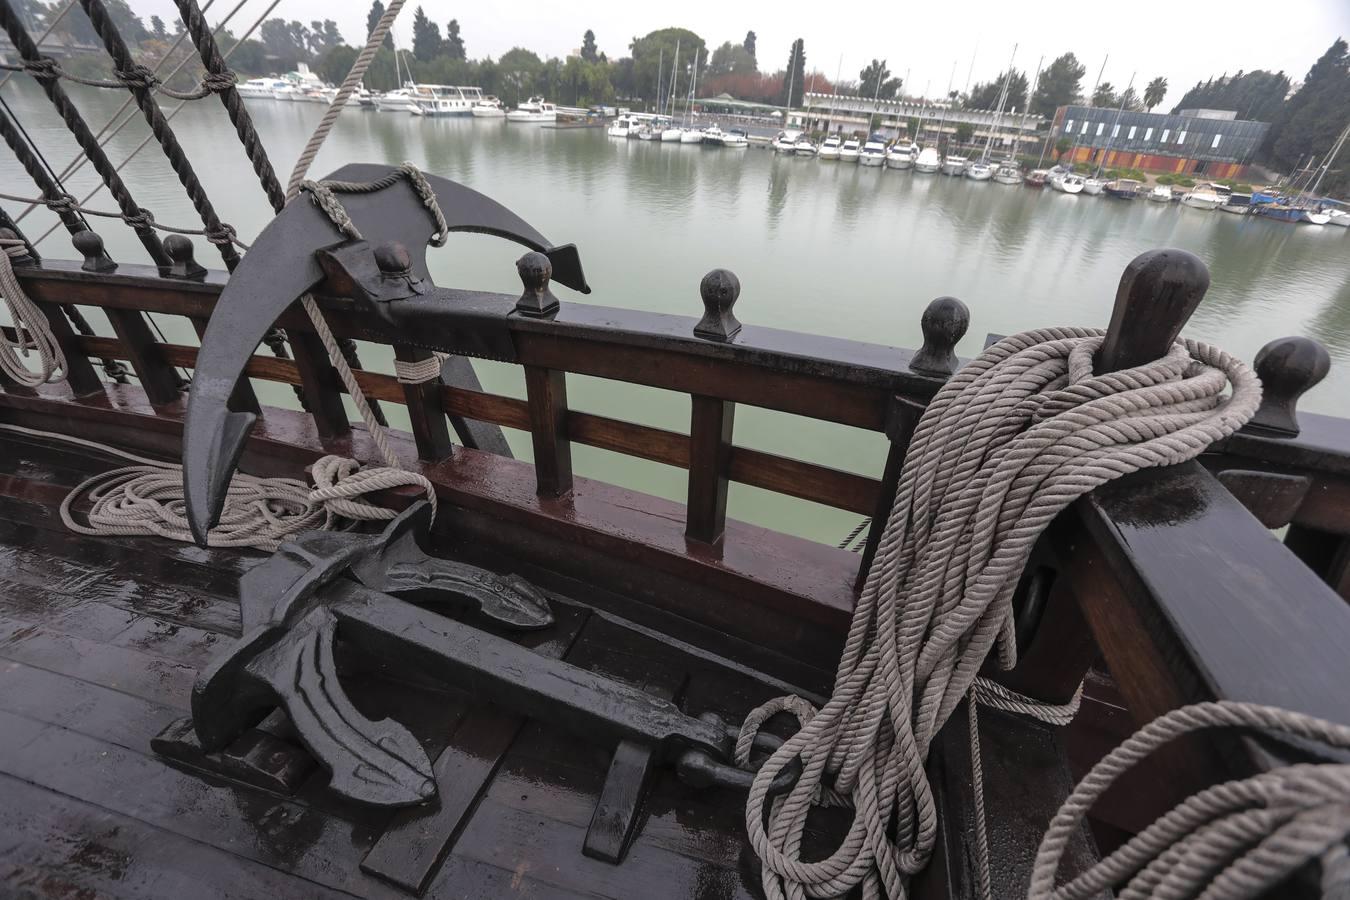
(24, 57, 60, 81)
(308, 454, 437, 522)
(44, 193, 78, 214)
(204, 222, 238, 246)
(201, 71, 237, 93)
(122, 207, 156, 229)
(114, 64, 159, 90)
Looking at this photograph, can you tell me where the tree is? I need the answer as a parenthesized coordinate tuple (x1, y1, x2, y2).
(318, 45, 358, 85)
(955, 123, 973, 144)
(366, 0, 393, 50)
(1264, 40, 1350, 194)
(966, 69, 1028, 111)
(1031, 52, 1086, 118)
(1118, 86, 1143, 112)
(446, 19, 465, 60)
(1092, 82, 1117, 107)
(149, 15, 166, 40)
(857, 59, 901, 99)
(708, 41, 755, 77)
(580, 28, 597, 62)
(743, 30, 756, 65)
(1144, 76, 1167, 110)
(1170, 70, 1290, 121)
(497, 47, 543, 105)
(410, 6, 441, 62)
(260, 18, 310, 69)
(629, 28, 705, 105)
(783, 38, 805, 107)
(306, 20, 343, 57)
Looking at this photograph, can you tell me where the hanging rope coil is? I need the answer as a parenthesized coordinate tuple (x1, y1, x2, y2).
(0, 238, 67, 386)
(739, 328, 1262, 900)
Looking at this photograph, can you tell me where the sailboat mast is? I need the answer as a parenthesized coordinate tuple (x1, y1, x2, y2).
(868, 58, 885, 133)
(1307, 119, 1350, 197)
(668, 41, 680, 120)
(655, 47, 663, 117)
(982, 44, 1018, 163)
(1096, 72, 1135, 177)
(936, 61, 956, 151)
(1015, 56, 1043, 163)
(685, 50, 700, 127)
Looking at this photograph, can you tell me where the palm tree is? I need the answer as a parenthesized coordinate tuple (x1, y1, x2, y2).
(1144, 76, 1168, 111)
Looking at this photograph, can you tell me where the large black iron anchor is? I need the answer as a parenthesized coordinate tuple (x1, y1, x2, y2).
(175, 504, 792, 810)
(182, 163, 591, 546)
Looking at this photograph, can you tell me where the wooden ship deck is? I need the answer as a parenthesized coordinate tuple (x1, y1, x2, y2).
(2, 2, 1350, 897)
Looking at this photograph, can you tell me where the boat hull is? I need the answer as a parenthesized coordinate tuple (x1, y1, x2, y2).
(886, 155, 914, 170)
(818, 147, 841, 159)
(1181, 196, 1223, 210)
(680, 132, 704, 144)
(993, 172, 1021, 185)
(1104, 188, 1137, 200)
(966, 166, 992, 181)
(1082, 180, 1104, 195)
(471, 108, 506, 118)
(859, 155, 884, 167)
(838, 150, 860, 163)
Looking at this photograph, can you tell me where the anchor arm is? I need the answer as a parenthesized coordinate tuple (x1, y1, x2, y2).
(184, 165, 590, 546)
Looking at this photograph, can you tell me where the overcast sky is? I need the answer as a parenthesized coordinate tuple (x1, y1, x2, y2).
(134, 0, 1350, 111)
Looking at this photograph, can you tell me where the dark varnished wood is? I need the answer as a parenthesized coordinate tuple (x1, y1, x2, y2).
(524, 365, 573, 496)
(1096, 248, 1208, 374)
(393, 344, 454, 460)
(686, 396, 736, 544)
(1246, 336, 1330, 437)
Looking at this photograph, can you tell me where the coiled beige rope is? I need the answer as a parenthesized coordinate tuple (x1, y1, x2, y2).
(0, 238, 67, 386)
(739, 328, 1262, 900)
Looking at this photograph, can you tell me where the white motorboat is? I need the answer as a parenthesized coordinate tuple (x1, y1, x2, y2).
(839, 138, 861, 162)
(506, 97, 558, 123)
(771, 130, 801, 153)
(374, 88, 418, 113)
(818, 135, 842, 160)
(1180, 182, 1228, 210)
(993, 162, 1022, 184)
(859, 135, 887, 167)
(794, 137, 817, 156)
(700, 124, 724, 145)
(913, 147, 942, 173)
(660, 125, 683, 141)
(941, 155, 968, 176)
(1057, 173, 1086, 194)
(720, 128, 749, 148)
(1220, 193, 1252, 214)
(238, 78, 286, 99)
(1082, 177, 1105, 195)
(607, 116, 637, 138)
(886, 143, 915, 170)
(965, 161, 993, 181)
(680, 128, 704, 144)
(1147, 185, 1173, 202)
(635, 124, 660, 141)
(1321, 204, 1350, 227)
(471, 96, 506, 117)
(1104, 179, 1142, 200)
(271, 83, 300, 101)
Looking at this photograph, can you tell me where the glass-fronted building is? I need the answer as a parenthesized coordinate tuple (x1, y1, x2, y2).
(1051, 105, 1270, 178)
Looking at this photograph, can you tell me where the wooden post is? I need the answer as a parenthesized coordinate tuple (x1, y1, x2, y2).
(686, 396, 735, 544)
(1096, 248, 1208, 374)
(524, 366, 572, 496)
(395, 345, 454, 461)
(1244, 336, 1330, 437)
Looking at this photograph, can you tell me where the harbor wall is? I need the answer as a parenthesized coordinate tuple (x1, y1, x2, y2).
(1064, 146, 1248, 179)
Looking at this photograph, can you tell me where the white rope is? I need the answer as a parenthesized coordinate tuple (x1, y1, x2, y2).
(0, 239, 67, 386)
(738, 329, 1262, 900)
(393, 353, 445, 384)
(1031, 701, 1350, 900)
(0, 423, 434, 552)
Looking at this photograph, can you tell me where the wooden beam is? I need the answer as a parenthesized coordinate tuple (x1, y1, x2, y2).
(686, 396, 735, 544)
(524, 366, 572, 497)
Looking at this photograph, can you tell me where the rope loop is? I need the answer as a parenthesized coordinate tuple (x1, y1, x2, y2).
(24, 56, 60, 81)
(114, 64, 159, 90)
(203, 222, 238, 246)
(200, 71, 237, 94)
(0, 237, 67, 386)
(122, 207, 155, 229)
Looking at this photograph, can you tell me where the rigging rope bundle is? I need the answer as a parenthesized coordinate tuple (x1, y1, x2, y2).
(0, 237, 67, 386)
(740, 328, 1262, 900)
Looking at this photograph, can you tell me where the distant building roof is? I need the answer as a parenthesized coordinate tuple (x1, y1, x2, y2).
(1177, 108, 1238, 121)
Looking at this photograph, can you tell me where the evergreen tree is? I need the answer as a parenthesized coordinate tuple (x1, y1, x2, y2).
(783, 38, 805, 107)
(1144, 76, 1167, 110)
(1092, 82, 1117, 107)
(580, 28, 597, 62)
(1264, 39, 1350, 193)
(410, 6, 441, 62)
(1119, 86, 1143, 111)
(966, 69, 1027, 111)
(149, 15, 166, 40)
(1030, 52, 1086, 118)
(366, 0, 393, 50)
(858, 59, 900, 100)
(708, 41, 755, 77)
(743, 30, 756, 66)
(446, 19, 465, 60)
(1170, 70, 1289, 120)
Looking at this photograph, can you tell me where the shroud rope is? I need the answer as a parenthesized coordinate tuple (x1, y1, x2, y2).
(739, 328, 1263, 899)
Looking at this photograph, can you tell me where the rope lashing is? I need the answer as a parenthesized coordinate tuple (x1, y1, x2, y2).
(739, 329, 1262, 900)
(0, 55, 238, 99)
(0, 189, 251, 249)
(0, 238, 67, 386)
(1031, 701, 1350, 900)
(393, 353, 445, 385)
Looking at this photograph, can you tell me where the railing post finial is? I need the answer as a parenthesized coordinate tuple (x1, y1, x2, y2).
(909, 296, 969, 376)
(515, 250, 558, 319)
(71, 229, 116, 273)
(1098, 248, 1208, 374)
(1246, 336, 1330, 438)
(694, 269, 741, 342)
(163, 234, 207, 280)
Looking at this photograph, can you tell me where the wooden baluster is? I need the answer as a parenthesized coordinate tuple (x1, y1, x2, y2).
(1096, 248, 1208, 374)
(686, 270, 742, 544)
(1244, 335, 1330, 437)
(518, 253, 572, 495)
(856, 296, 969, 589)
(72, 231, 183, 406)
(0, 228, 103, 397)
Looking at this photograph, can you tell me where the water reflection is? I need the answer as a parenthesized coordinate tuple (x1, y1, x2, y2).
(2, 79, 1349, 542)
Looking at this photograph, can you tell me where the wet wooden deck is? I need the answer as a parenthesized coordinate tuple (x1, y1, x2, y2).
(0, 428, 1095, 899)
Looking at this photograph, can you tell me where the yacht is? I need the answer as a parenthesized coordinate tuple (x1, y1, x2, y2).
(374, 88, 418, 113)
(607, 116, 637, 138)
(679, 127, 704, 144)
(506, 97, 558, 123)
(1024, 169, 1049, 187)
(720, 128, 750, 148)
(965, 161, 993, 181)
(1180, 182, 1229, 210)
(1082, 177, 1106, 196)
(1318, 200, 1350, 226)
(1044, 165, 1068, 189)
(471, 96, 506, 117)
(1056, 173, 1086, 194)
(635, 123, 661, 141)
(700, 124, 725, 145)
(941, 154, 968, 176)
(818, 135, 843, 159)
(1146, 185, 1173, 202)
(1104, 179, 1141, 200)
(886, 143, 916, 170)
(1252, 201, 1331, 224)
(858, 135, 887, 167)
(238, 77, 286, 99)
(839, 137, 862, 162)
(794, 137, 817, 156)
(993, 162, 1022, 184)
(913, 147, 942, 173)
(317, 86, 370, 108)
(660, 124, 684, 142)
(271, 82, 301, 101)
(1220, 193, 1253, 215)
(411, 85, 485, 117)
(771, 130, 801, 153)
